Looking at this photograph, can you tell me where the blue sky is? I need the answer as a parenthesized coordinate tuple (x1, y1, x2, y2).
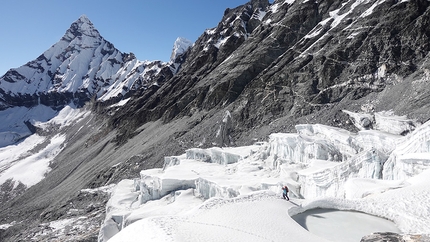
(0, 0, 253, 75)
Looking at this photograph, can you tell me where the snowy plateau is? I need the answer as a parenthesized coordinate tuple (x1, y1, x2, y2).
(1, 0, 430, 241)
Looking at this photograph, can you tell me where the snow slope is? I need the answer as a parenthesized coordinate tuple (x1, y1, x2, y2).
(0, 105, 57, 147)
(0, 103, 90, 191)
(108, 192, 328, 242)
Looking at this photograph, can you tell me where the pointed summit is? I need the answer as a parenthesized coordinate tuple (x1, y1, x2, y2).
(170, 37, 193, 62)
(62, 14, 100, 41)
(78, 14, 90, 22)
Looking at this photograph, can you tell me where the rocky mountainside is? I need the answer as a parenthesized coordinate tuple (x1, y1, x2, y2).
(1, 0, 430, 241)
(110, 0, 430, 147)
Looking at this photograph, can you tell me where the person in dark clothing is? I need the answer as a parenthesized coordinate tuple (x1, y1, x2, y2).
(282, 185, 289, 201)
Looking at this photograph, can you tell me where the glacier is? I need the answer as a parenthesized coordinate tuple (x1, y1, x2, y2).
(99, 110, 430, 241)
(1, 1, 430, 240)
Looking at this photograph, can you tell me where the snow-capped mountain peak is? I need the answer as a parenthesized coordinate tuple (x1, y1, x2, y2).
(0, 15, 174, 110)
(170, 37, 193, 62)
(62, 14, 101, 41)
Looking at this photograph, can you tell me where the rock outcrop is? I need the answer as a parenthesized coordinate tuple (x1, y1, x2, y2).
(361, 232, 430, 242)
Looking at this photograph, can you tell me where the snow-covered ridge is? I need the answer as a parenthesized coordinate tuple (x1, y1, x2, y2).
(0, 15, 173, 108)
(100, 111, 430, 241)
(169, 37, 193, 74)
(170, 37, 193, 62)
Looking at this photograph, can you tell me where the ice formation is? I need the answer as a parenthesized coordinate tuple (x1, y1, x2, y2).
(100, 110, 430, 241)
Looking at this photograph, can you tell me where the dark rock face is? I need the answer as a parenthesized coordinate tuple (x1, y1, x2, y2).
(231, 0, 430, 138)
(0, 179, 27, 205)
(108, 0, 274, 142)
(111, 0, 430, 146)
(361, 232, 406, 242)
(361, 232, 430, 242)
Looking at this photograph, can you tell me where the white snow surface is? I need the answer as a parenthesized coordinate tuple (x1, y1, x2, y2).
(108, 98, 131, 108)
(0, 133, 65, 187)
(0, 105, 57, 147)
(0, 221, 16, 230)
(270, 0, 297, 14)
(0, 104, 90, 189)
(101, 116, 430, 241)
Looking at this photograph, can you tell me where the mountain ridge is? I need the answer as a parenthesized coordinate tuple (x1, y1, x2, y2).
(107, 0, 430, 149)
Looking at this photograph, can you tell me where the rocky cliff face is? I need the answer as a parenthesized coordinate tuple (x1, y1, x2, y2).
(229, 0, 430, 140)
(110, 0, 430, 146)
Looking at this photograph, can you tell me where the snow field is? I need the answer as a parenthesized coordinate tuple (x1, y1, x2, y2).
(0, 105, 58, 147)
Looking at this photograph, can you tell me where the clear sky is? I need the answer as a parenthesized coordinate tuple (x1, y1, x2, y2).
(0, 0, 253, 76)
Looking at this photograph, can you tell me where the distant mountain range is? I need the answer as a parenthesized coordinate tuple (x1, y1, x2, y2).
(0, 15, 190, 110)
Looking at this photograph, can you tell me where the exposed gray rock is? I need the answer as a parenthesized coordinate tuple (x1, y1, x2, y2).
(216, 111, 234, 146)
(343, 110, 420, 134)
(0, 179, 26, 205)
(361, 232, 430, 242)
(109, 0, 430, 147)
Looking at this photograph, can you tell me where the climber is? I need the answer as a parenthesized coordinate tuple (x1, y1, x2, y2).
(282, 185, 289, 201)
